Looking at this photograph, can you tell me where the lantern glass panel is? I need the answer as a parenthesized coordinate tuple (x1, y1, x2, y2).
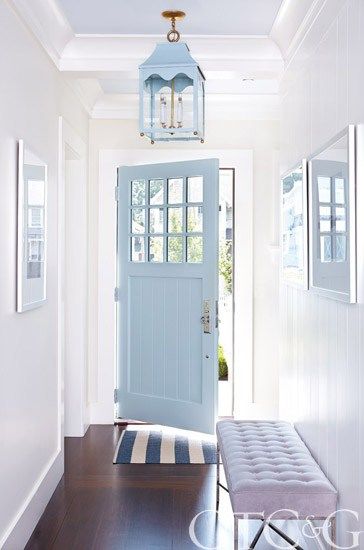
(198, 77, 205, 136)
(143, 74, 197, 141)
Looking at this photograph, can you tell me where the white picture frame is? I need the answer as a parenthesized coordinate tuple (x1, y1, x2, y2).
(17, 140, 47, 312)
(308, 125, 357, 303)
(281, 161, 308, 289)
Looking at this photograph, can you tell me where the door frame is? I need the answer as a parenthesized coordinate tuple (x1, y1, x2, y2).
(218, 167, 235, 417)
(92, 149, 253, 424)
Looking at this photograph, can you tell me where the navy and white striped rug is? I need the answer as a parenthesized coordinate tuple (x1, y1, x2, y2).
(113, 426, 217, 464)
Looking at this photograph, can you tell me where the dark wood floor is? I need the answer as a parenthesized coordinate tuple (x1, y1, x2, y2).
(25, 425, 313, 549)
(25, 425, 230, 549)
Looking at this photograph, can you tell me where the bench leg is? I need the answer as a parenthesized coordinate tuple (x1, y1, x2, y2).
(330, 516, 336, 550)
(249, 521, 266, 549)
(234, 515, 239, 550)
(216, 443, 220, 509)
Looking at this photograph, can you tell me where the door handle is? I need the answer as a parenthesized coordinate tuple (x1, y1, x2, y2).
(201, 299, 212, 333)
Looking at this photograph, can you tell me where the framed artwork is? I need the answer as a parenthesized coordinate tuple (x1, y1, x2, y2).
(281, 161, 308, 288)
(17, 140, 47, 312)
(308, 125, 356, 303)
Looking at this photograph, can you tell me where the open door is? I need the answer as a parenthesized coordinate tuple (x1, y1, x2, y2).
(116, 159, 219, 434)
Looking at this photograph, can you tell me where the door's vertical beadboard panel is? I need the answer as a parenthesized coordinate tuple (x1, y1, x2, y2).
(140, 278, 154, 396)
(152, 278, 165, 398)
(177, 278, 191, 403)
(161, 278, 178, 400)
(189, 278, 203, 404)
(128, 277, 142, 394)
(280, 0, 364, 545)
(128, 276, 203, 403)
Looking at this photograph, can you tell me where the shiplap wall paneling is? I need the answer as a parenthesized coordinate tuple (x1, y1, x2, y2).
(280, 0, 364, 546)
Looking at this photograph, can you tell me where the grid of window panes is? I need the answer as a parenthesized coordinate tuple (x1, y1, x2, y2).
(129, 177, 203, 263)
(317, 174, 347, 263)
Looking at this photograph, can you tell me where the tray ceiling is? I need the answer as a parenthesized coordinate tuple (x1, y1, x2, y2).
(56, 0, 284, 36)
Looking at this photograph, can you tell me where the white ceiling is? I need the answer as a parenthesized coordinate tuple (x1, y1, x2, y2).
(56, 0, 284, 36)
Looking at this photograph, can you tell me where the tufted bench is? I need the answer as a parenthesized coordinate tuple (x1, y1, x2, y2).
(216, 420, 337, 549)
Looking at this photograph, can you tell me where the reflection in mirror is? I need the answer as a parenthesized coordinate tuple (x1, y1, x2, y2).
(308, 126, 356, 302)
(281, 163, 308, 288)
(17, 141, 47, 312)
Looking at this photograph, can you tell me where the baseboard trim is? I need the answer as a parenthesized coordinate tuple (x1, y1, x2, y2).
(1, 449, 63, 550)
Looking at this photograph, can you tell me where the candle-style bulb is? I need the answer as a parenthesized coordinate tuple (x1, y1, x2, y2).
(160, 94, 167, 128)
(177, 94, 183, 128)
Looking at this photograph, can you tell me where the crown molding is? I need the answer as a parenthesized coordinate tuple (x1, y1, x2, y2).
(271, 0, 344, 69)
(8, 0, 74, 66)
(284, 0, 343, 69)
(59, 35, 283, 77)
(61, 35, 282, 61)
(270, 0, 316, 57)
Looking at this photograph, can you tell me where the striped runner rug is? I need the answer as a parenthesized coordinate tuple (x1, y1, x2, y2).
(113, 426, 217, 464)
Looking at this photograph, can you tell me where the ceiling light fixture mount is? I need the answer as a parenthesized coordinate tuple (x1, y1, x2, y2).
(161, 10, 186, 43)
(138, 10, 205, 143)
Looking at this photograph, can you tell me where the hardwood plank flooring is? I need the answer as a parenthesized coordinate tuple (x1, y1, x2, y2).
(25, 425, 317, 549)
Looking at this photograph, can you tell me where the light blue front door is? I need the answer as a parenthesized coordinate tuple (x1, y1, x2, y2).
(116, 159, 219, 434)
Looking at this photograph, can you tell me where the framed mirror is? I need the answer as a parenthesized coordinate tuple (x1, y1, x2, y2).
(308, 126, 356, 303)
(281, 161, 308, 288)
(17, 140, 47, 312)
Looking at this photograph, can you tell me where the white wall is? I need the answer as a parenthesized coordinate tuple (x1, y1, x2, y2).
(88, 119, 280, 424)
(0, 2, 89, 547)
(64, 148, 89, 437)
(280, 0, 364, 546)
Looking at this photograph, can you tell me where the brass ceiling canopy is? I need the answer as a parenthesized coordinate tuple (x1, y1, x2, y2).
(161, 10, 186, 42)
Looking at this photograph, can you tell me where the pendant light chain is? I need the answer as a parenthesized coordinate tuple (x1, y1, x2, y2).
(167, 16, 180, 42)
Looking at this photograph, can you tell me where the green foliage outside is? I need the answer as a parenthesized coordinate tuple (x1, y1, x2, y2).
(218, 344, 228, 379)
(219, 240, 233, 294)
(151, 206, 203, 262)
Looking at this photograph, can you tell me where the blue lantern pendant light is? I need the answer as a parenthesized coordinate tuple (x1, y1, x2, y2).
(139, 11, 205, 144)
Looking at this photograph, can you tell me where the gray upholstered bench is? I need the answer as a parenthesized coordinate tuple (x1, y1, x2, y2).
(216, 420, 337, 549)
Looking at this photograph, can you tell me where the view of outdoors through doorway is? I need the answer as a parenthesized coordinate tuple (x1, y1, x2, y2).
(218, 168, 234, 417)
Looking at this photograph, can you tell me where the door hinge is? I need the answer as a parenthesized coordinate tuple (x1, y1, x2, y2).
(114, 388, 118, 404)
(114, 287, 120, 302)
(114, 186, 119, 201)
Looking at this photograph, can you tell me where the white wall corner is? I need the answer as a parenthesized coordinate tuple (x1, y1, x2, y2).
(65, 77, 103, 116)
(7, 0, 74, 66)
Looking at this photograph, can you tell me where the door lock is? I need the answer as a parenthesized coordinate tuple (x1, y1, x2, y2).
(201, 299, 212, 333)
